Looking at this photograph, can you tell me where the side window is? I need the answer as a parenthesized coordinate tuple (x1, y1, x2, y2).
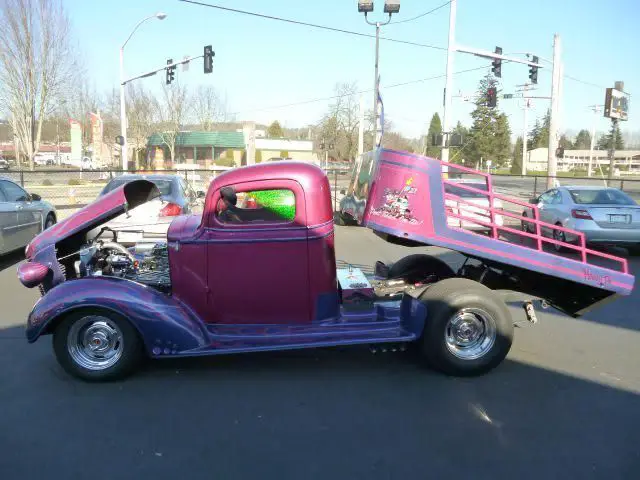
(0, 180, 28, 202)
(551, 190, 563, 204)
(215, 188, 296, 224)
(539, 190, 554, 204)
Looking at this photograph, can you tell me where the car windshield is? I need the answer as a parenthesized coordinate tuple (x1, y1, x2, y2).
(445, 183, 488, 199)
(102, 178, 174, 196)
(568, 188, 636, 205)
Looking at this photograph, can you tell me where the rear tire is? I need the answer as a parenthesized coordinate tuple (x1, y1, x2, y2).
(388, 254, 455, 284)
(53, 309, 144, 382)
(418, 278, 513, 377)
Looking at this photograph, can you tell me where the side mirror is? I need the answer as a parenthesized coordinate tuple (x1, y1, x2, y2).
(196, 190, 206, 199)
(529, 196, 539, 204)
(30, 193, 42, 201)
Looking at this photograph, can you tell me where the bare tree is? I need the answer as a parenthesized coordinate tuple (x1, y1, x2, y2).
(155, 80, 189, 163)
(192, 85, 226, 131)
(317, 82, 363, 162)
(125, 84, 156, 169)
(0, 0, 78, 170)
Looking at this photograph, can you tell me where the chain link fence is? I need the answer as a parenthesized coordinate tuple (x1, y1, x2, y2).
(4, 166, 638, 216)
(2, 166, 353, 213)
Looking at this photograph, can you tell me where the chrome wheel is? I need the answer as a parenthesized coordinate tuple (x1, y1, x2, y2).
(444, 308, 496, 360)
(67, 316, 124, 371)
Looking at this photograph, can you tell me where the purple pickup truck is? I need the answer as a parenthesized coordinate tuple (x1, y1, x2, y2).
(17, 149, 634, 382)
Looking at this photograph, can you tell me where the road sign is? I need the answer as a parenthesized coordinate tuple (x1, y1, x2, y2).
(502, 93, 524, 99)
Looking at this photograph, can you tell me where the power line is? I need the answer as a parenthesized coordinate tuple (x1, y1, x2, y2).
(563, 74, 607, 90)
(229, 66, 488, 116)
(389, 1, 451, 25)
(179, 0, 446, 51)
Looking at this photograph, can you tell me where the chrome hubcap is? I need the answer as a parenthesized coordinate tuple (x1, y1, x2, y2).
(445, 308, 496, 360)
(67, 316, 123, 370)
(553, 229, 565, 250)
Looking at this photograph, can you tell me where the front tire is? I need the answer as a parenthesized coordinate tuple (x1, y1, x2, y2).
(418, 278, 513, 377)
(53, 309, 143, 382)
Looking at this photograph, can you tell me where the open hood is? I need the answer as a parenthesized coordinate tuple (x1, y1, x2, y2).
(25, 179, 160, 258)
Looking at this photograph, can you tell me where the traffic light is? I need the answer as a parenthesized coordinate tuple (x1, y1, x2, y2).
(166, 59, 175, 85)
(529, 56, 539, 84)
(204, 45, 214, 74)
(491, 46, 502, 78)
(487, 86, 497, 108)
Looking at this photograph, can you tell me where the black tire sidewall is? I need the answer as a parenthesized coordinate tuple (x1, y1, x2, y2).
(420, 282, 513, 376)
(45, 214, 56, 229)
(388, 254, 455, 283)
(52, 310, 143, 382)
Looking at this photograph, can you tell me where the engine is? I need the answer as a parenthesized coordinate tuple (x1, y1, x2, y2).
(75, 238, 171, 293)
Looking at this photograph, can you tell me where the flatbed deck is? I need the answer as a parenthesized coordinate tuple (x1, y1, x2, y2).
(361, 149, 635, 317)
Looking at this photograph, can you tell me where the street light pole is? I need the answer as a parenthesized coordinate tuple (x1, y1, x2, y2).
(359, 1, 398, 148)
(362, 15, 392, 148)
(546, 33, 561, 189)
(119, 12, 167, 171)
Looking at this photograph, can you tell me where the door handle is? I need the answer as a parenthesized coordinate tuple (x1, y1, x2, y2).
(16, 205, 23, 210)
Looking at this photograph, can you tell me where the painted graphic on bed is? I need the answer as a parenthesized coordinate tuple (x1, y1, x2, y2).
(369, 176, 422, 225)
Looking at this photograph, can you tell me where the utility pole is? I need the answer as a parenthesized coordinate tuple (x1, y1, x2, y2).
(441, 0, 457, 168)
(516, 82, 531, 175)
(587, 105, 602, 177)
(546, 34, 561, 189)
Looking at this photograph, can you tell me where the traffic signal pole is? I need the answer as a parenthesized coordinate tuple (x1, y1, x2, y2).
(546, 34, 562, 189)
(440, 0, 543, 170)
(440, 0, 457, 168)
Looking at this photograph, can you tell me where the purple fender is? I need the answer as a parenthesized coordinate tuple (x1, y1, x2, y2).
(26, 277, 209, 356)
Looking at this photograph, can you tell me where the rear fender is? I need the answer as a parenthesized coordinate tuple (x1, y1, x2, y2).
(26, 277, 209, 355)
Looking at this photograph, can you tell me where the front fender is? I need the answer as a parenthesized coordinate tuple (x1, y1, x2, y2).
(26, 277, 209, 356)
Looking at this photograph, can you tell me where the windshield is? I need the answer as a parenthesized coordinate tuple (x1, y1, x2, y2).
(568, 188, 636, 206)
(102, 178, 174, 196)
(445, 183, 489, 199)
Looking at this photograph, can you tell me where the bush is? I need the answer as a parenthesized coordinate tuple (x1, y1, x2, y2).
(215, 156, 236, 168)
(41, 179, 53, 186)
(280, 150, 289, 158)
(68, 178, 84, 185)
(225, 149, 234, 160)
(255, 150, 263, 163)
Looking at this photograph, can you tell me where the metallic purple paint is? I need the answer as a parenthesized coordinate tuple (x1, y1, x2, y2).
(17, 262, 49, 288)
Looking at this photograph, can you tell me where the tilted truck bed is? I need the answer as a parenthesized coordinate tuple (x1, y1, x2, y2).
(361, 148, 635, 317)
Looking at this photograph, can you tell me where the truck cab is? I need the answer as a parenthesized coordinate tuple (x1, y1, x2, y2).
(167, 161, 339, 325)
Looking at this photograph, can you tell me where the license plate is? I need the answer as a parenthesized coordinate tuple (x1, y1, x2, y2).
(609, 214, 628, 223)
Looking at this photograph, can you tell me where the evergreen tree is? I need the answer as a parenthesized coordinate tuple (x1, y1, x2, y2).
(596, 122, 625, 150)
(573, 129, 591, 149)
(511, 136, 523, 174)
(426, 112, 442, 158)
(465, 75, 512, 168)
(559, 134, 573, 149)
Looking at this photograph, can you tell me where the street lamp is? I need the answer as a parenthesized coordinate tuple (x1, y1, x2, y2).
(357, 1, 400, 148)
(119, 12, 167, 171)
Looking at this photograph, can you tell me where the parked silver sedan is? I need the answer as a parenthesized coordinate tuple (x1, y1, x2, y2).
(0, 177, 57, 255)
(522, 185, 640, 252)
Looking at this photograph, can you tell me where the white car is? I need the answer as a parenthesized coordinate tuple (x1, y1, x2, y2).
(444, 180, 503, 231)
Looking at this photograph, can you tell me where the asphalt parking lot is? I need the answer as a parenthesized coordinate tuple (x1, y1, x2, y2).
(0, 225, 639, 479)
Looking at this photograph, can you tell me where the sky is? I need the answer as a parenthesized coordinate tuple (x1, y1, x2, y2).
(66, 0, 640, 143)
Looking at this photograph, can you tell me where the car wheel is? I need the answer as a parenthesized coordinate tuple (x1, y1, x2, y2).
(521, 211, 532, 233)
(552, 224, 570, 253)
(53, 309, 144, 382)
(418, 278, 513, 377)
(44, 213, 56, 230)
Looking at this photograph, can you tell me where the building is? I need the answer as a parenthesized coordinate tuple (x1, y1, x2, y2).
(147, 131, 246, 169)
(527, 148, 640, 174)
(254, 138, 315, 163)
(147, 131, 317, 169)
